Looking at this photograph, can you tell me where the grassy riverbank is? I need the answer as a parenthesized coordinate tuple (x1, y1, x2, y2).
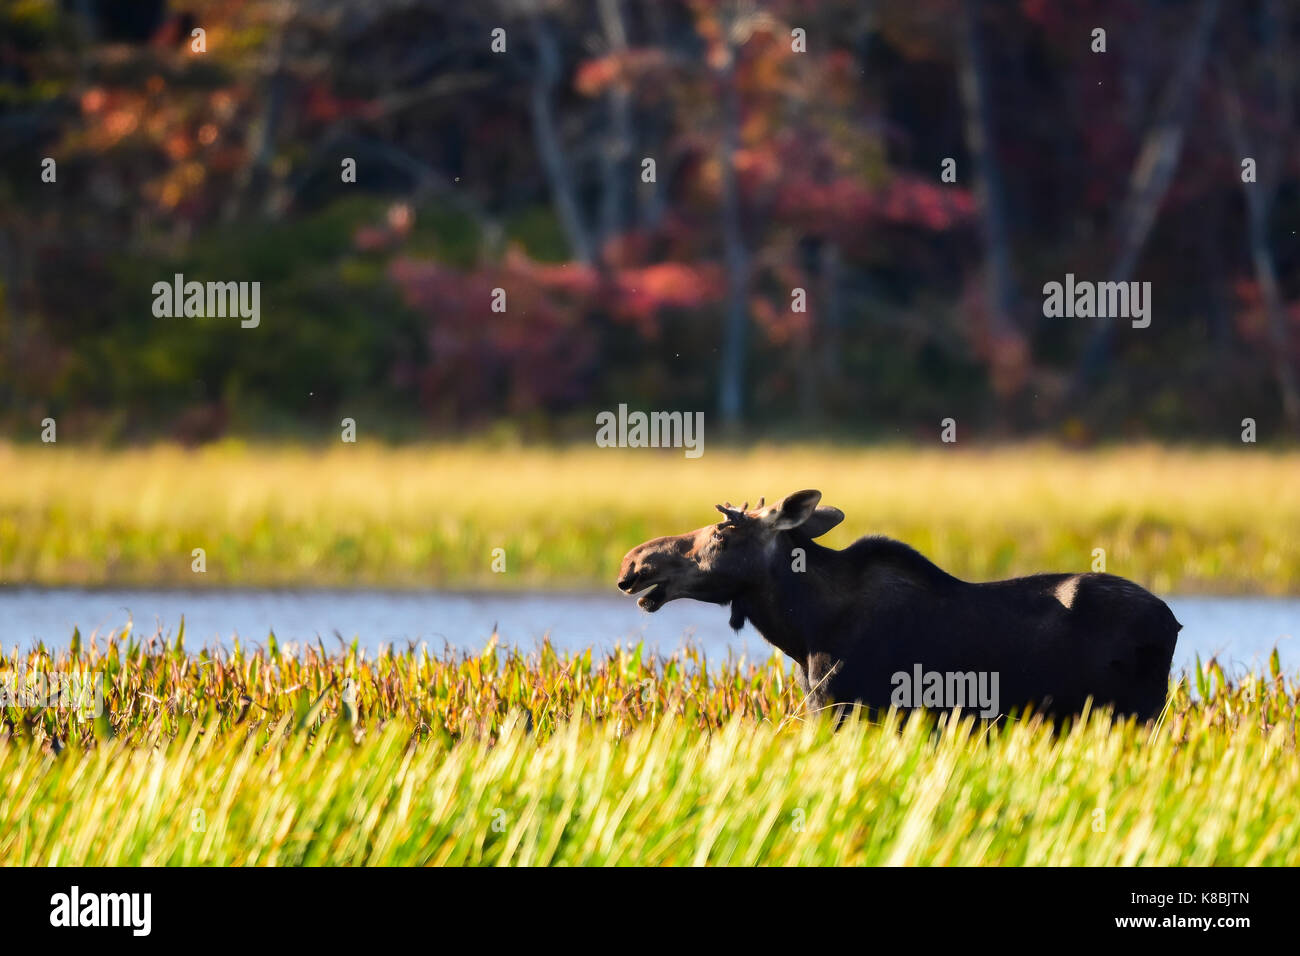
(2, 442, 1298, 593)
(1, 634, 1296, 865)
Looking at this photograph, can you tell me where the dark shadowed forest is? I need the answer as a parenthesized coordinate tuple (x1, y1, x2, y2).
(2, 0, 1298, 442)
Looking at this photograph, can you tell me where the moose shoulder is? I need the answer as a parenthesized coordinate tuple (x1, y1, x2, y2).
(617, 490, 1180, 722)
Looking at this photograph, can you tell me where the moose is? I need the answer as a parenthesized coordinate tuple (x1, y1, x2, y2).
(617, 490, 1180, 722)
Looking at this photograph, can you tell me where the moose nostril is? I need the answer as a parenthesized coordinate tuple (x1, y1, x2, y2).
(618, 573, 637, 591)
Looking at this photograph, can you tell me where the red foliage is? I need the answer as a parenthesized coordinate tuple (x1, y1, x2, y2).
(388, 246, 724, 417)
(574, 49, 671, 97)
(389, 256, 594, 419)
(775, 172, 976, 239)
(1231, 279, 1300, 347)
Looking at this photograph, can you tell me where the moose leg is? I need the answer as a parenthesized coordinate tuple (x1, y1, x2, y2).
(803, 651, 850, 724)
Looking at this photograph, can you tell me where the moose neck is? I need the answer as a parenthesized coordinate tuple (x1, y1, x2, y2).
(730, 534, 842, 663)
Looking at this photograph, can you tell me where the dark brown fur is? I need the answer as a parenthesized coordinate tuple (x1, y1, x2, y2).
(617, 490, 1180, 722)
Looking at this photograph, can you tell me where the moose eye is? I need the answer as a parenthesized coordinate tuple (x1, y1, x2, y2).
(712, 530, 727, 546)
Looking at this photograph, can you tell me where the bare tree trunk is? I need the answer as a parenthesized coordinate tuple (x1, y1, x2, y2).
(1069, 0, 1220, 397)
(597, 0, 632, 256)
(225, 0, 293, 222)
(1195, 199, 1230, 348)
(1242, 191, 1300, 431)
(0, 224, 24, 397)
(526, 8, 593, 265)
(1219, 4, 1300, 433)
(796, 248, 818, 422)
(637, 0, 671, 231)
(957, 0, 1027, 400)
(819, 240, 843, 406)
(717, 6, 750, 428)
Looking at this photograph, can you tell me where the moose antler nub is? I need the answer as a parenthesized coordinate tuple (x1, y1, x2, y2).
(715, 497, 765, 525)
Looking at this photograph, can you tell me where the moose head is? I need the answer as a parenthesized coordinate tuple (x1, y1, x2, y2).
(616, 490, 844, 613)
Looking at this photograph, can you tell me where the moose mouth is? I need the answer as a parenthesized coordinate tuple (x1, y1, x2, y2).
(629, 582, 668, 612)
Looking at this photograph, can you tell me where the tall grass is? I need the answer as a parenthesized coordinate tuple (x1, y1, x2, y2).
(1, 633, 1296, 865)
(4, 627, 795, 746)
(2, 442, 1299, 592)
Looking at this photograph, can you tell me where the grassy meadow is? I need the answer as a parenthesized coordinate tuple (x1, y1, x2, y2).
(2, 441, 1298, 866)
(1, 441, 1299, 593)
(1, 633, 1296, 865)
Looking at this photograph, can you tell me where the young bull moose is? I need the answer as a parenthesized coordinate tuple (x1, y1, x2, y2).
(617, 490, 1180, 722)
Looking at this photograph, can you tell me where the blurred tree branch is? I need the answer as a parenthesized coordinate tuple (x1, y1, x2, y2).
(1068, 0, 1221, 401)
(1217, 0, 1300, 433)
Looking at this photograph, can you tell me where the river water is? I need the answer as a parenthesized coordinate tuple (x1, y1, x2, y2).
(3, 588, 1296, 678)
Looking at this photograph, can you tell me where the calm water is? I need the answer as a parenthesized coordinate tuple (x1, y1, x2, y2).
(2, 588, 1296, 677)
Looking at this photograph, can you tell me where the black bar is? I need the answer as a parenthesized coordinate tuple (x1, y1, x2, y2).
(2, 865, 1287, 943)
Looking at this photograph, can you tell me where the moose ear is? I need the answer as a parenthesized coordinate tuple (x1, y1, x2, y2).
(799, 506, 845, 538)
(768, 489, 822, 530)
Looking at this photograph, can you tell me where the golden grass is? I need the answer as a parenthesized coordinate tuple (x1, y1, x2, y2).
(1, 632, 1296, 865)
(1, 441, 1297, 592)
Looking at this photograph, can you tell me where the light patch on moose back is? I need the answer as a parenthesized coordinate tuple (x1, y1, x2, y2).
(1054, 575, 1081, 609)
